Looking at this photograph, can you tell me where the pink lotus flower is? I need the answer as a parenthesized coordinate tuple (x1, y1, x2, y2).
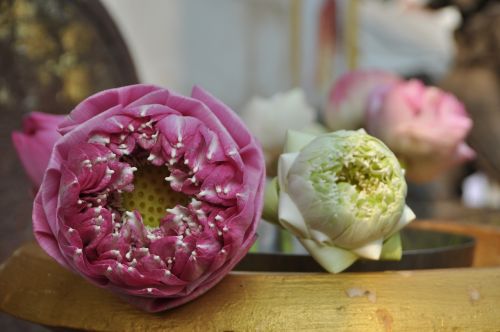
(366, 79, 475, 182)
(324, 70, 400, 130)
(12, 112, 66, 188)
(15, 84, 265, 312)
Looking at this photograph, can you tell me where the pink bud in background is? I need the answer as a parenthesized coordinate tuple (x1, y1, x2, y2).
(324, 70, 400, 130)
(366, 79, 475, 182)
(11, 112, 66, 188)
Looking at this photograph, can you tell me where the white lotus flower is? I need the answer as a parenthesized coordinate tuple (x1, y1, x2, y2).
(265, 129, 415, 273)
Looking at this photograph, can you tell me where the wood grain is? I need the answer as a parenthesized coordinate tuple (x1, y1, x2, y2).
(1, 242, 499, 331)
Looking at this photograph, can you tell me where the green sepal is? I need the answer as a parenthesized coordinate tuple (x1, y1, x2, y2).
(380, 232, 402, 261)
(262, 177, 280, 225)
(279, 229, 295, 253)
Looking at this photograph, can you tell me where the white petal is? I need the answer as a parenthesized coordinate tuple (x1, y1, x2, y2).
(309, 229, 334, 244)
(352, 238, 383, 260)
(388, 205, 416, 236)
(284, 130, 317, 153)
(278, 192, 309, 239)
(300, 238, 358, 273)
(277, 152, 299, 192)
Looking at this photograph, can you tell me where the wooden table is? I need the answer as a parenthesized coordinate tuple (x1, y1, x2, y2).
(1, 242, 499, 331)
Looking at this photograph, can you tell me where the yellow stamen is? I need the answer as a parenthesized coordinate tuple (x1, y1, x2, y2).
(121, 164, 189, 228)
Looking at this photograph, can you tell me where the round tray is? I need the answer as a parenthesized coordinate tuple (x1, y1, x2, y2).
(234, 228, 475, 272)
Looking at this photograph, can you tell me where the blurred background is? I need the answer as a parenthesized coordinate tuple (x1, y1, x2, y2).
(1, 0, 499, 329)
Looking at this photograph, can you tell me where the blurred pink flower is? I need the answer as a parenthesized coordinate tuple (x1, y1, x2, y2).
(12, 112, 66, 188)
(14, 84, 265, 312)
(324, 70, 400, 130)
(366, 79, 475, 182)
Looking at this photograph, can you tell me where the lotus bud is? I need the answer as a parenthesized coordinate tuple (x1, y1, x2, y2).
(267, 129, 415, 272)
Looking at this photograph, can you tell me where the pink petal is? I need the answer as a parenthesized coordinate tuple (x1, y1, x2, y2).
(59, 85, 162, 134)
(365, 79, 475, 182)
(33, 189, 70, 269)
(12, 112, 65, 188)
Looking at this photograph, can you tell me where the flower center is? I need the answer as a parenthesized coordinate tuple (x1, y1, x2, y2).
(335, 155, 387, 194)
(121, 164, 189, 228)
(301, 132, 405, 222)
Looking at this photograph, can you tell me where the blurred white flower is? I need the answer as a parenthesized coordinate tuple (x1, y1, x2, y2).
(462, 172, 500, 209)
(241, 88, 321, 174)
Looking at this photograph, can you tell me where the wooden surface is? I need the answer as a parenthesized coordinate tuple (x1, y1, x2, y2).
(1, 242, 500, 331)
(411, 220, 500, 267)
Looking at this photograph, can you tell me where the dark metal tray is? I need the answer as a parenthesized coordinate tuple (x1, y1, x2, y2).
(235, 228, 475, 272)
